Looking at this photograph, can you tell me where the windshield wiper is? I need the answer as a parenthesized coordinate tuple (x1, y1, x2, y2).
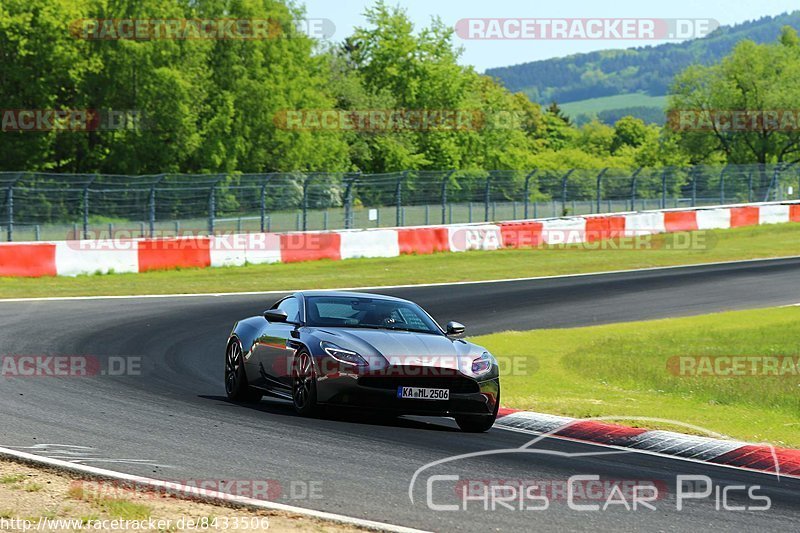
(330, 323, 436, 334)
(385, 325, 433, 333)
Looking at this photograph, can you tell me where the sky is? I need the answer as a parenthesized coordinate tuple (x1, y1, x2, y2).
(299, 0, 800, 72)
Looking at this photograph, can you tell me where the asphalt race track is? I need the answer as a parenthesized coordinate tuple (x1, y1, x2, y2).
(2, 257, 800, 531)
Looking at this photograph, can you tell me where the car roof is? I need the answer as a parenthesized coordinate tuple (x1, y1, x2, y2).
(295, 290, 412, 304)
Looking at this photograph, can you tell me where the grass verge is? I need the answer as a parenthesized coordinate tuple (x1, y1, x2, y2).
(2, 222, 800, 298)
(475, 306, 800, 448)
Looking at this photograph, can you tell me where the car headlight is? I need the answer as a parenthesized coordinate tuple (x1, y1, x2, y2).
(471, 352, 495, 376)
(321, 341, 368, 367)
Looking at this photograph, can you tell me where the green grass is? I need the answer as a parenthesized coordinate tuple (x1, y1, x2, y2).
(23, 483, 44, 493)
(560, 93, 667, 118)
(475, 306, 800, 447)
(2, 222, 800, 299)
(67, 485, 150, 520)
(0, 474, 26, 485)
(94, 498, 151, 520)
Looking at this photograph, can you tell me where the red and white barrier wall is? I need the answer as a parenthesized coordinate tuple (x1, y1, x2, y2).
(2, 201, 799, 277)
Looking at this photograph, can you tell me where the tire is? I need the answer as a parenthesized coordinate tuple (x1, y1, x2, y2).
(225, 340, 263, 403)
(292, 349, 319, 417)
(455, 392, 499, 433)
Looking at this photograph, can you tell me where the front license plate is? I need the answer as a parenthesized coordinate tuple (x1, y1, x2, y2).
(397, 386, 449, 400)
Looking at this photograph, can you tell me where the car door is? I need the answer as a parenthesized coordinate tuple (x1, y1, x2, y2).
(251, 296, 301, 394)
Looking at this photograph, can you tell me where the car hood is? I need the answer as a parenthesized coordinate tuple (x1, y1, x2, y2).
(316, 327, 482, 372)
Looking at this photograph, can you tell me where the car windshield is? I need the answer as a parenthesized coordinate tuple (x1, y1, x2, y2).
(304, 296, 441, 334)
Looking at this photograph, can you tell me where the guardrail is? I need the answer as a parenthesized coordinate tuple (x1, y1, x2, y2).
(1, 200, 798, 278)
(1, 165, 798, 242)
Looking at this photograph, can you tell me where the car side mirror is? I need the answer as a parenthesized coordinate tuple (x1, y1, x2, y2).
(263, 309, 289, 323)
(446, 321, 466, 336)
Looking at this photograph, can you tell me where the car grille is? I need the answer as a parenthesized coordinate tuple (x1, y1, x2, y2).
(358, 368, 480, 394)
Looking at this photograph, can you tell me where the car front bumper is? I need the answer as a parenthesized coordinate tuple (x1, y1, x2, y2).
(316, 369, 500, 417)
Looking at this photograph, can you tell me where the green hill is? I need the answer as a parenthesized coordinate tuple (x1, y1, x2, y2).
(486, 11, 800, 124)
(560, 93, 668, 124)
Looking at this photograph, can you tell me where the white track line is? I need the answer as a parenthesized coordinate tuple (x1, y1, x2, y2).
(2, 254, 799, 303)
(0, 446, 428, 533)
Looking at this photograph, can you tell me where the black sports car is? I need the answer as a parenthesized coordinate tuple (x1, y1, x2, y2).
(225, 291, 500, 432)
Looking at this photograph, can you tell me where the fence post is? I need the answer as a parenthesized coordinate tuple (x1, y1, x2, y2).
(396, 171, 406, 227)
(719, 166, 727, 204)
(747, 170, 753, 202)
(661, 168, 668, 209)
(6, 182, 14, 242)
(765, 164, 782, 202)
(484, 174, 492, 222)
(208, 182, 217, 235)
(148, 174, 165, 239)
(523, 169, 537, 219)
(302, 174, 311, 232)
(344, 173, 358, 230)
(561, 169, 575, 216)
(441, 171, 453, 224)
(595, 168, 608, 213)
(629, 167, 642, 211)
(148, 185, 156, 238)
(260, 176, 269, 233)
(691, 168, 697, 207)
(82, 178, 95, 240)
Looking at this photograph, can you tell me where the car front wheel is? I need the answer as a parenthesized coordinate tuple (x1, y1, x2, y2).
(225, 340, 263, 403)
(292, 350, 319, 417)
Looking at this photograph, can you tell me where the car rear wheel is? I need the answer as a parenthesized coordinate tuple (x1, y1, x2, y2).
(225, 340, 263, 403)
(454, 392, 499, 433)
(292, 350, 319, 417)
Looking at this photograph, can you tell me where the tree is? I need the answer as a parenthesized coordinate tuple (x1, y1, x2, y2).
(0, 0, 350, 174)
(668, 27, 800, 173)
(546, 102, 572, 126)
(535, 102, 577, 151)
(576, 120, 614, 156)
(336, 1, 544, 172)
(0, 0, 95, 172)
(611, 116, 648, 154)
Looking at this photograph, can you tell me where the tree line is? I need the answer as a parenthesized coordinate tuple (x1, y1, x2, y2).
(1, 0, 799, 185)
